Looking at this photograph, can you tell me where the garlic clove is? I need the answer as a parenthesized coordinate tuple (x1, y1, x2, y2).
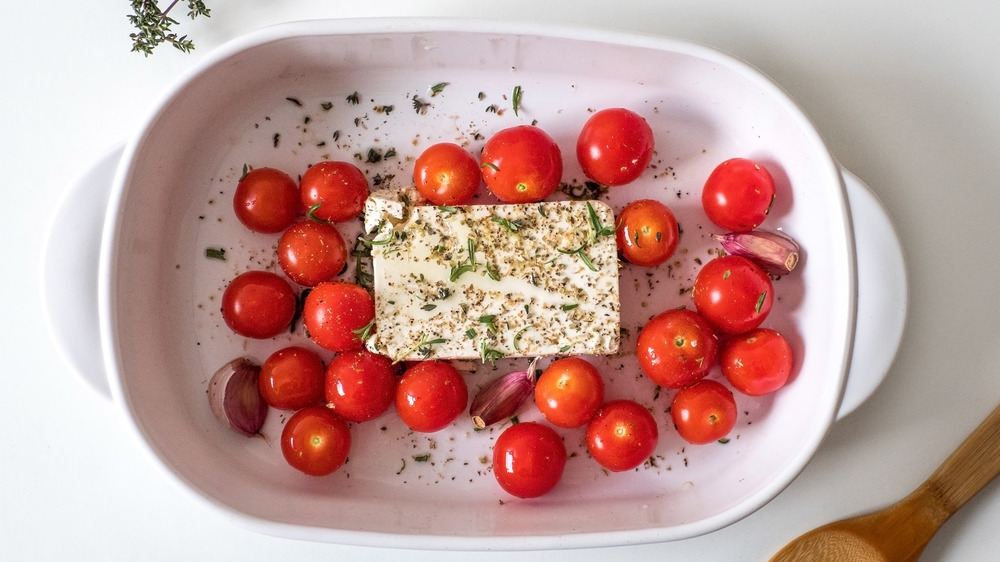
(470, 358, 539, 429)
(208, 357, 268, 436)
(712, 230, 800, 276)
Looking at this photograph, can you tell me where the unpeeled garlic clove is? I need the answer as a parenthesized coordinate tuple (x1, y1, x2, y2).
(208, 357, 268, 436)
(470, 358, 539, 429)
(712, 230, 800, 275)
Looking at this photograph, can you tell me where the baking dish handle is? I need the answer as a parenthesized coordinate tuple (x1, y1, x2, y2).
(41, 143, 123, 400)
(835, 169, 908, 420)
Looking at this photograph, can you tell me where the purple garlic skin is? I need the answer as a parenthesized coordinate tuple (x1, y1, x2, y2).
(713, 230, 800, 276)
(470, 359, 538, 429)
(208, 357, 268, 436)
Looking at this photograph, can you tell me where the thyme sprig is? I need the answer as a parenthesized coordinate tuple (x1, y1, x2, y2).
(128, 0, 211, 56)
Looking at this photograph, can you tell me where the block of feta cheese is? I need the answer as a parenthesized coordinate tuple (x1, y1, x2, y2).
(363, 188, 620, 362)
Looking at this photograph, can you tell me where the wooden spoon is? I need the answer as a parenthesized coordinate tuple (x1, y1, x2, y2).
(770, 401, 1000, 561)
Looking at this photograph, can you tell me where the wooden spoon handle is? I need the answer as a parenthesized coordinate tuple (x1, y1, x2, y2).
(924, 401, 1000, 517)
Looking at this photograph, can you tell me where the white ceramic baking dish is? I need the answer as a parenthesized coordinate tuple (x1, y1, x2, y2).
(42, 18, 907, 549)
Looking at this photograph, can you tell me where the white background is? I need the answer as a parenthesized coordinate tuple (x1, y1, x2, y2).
(5, 1, 1000, 560)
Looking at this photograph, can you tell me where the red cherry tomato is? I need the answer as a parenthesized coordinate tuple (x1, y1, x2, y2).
(693, 255, 774, 335)
(720, 328, 793, 396)
(585, 399, 659, 472)
(701, 158, 776, 231)
(302, 281, 375, 352)
(220, 270, 297, 339)
(280, 406, 352, 476)
(534, 357, 605, 428)
(300, 161, 369, 223)
(232, 167, 301, 233)
(480, 125, 563, 203)
(492, 421, 567, 498)
(277, 219, 348, 287)
(325, 349, 398, 422)
(576, 108, 655, 186)
(395, 361, 468, 433)
(616, 199, 679, 267)
(413, 142, 481, 206)
(636, 308, 718, 389)
(258, 346, 325, 410)
(670, 380, 738, 445)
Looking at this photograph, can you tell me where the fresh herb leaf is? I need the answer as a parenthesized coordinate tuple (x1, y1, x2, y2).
(485, 263, 501, 281)
(204, 247, 226, 260)
(586, 202, 618, 240)
(478, 315, 499, 335)
(467, 238, 477, 267)
(513, 327, 528, 352)
(756, 291, 767, 314)
(449, 263, 476, 282)
(479, 340, 505, 365)
(511, 85, 523, 116)
(491, 216, 523, 233)
(558, 244, 599, 272)
(352, 318, 376, 342)
(351, 233, 375, 292)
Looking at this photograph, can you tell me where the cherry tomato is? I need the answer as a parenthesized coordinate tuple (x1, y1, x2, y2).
(278, 219, 348, 287)
(616, 199, 680, 267)
(220, 270, 297, 339)
(576, 108, 655, 186)
(413, 142, 481, 206)
(258, 346, 325, 410)
(492, 421, 567, 498)
(300, 160, 369, 223)
(232, 167, 300, 233)
(302, 281, 375, 352)
(585, 399, 659, 472)
(325, 349, 398, 422)
(280, 406, 352, 476)
(480, 125, 562, 203)
(670, 380, 738, 445)
(534, 357, 605, 428)
(395, 361, 468, 433)
(702, 158, 776, 231)
(636, 308, 718, 389)
(693, 255, 774, 335)
(720, 328, 793, 396)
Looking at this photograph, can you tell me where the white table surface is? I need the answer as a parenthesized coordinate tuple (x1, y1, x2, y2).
(5, 1, 1000, 560)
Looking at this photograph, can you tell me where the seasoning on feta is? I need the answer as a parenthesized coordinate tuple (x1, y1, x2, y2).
(364, 189, 620, 363)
